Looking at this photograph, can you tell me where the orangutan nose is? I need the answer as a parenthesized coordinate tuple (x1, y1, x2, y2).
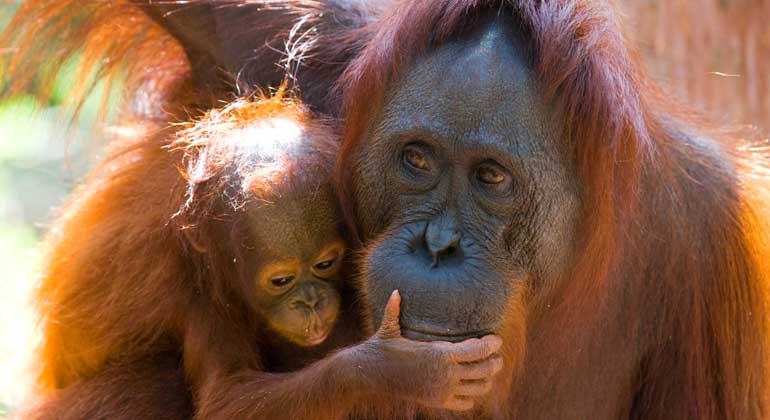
(296, 283, 321, 310)
(424, 215, 463, 267)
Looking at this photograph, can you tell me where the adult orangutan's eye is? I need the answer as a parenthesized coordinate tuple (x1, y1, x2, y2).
(475, 161, 512, 193)
(402, 144, 431, 172)
(477, 164, 506, 184)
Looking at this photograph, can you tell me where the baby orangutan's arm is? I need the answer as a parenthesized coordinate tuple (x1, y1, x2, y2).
(186, 291, 504, 420)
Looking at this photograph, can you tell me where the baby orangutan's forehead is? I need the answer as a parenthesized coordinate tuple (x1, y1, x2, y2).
(246, 183, 342, 260)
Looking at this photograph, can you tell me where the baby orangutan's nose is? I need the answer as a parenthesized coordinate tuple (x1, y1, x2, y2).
(295, 283, 322, 311)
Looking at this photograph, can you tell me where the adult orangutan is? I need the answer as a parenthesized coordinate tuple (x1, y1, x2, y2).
(335, 1, 770, 419)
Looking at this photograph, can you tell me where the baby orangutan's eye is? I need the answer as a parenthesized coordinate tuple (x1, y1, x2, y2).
(271, 276, 295, 288)
(314, 258, 336, 271)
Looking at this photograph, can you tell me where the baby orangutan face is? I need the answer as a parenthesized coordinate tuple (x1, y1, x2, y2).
(249, 185, 345, 347)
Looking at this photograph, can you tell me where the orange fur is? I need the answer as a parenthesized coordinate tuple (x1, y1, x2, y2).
(0, 0, 372, 119)
(28, 92, 360, 419)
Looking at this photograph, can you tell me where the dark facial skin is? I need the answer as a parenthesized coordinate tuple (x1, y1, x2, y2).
(248, 184, 345, 347)
(165, 102, 510, 414)
(247, 183, 506, 412)
(353, 15, 580, 341)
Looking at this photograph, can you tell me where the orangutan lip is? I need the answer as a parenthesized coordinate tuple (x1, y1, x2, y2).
(401, 326, 488, 342)
(305, 331, 330, 345)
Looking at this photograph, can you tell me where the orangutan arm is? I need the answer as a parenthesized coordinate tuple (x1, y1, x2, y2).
(189, 292, 504, 420)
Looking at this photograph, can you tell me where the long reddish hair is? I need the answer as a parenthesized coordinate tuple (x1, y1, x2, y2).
(0, 0, 372, 120)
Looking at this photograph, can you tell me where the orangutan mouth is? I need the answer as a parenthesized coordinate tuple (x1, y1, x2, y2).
(305, 330, 330, 346)
(401, 325, 490, 343)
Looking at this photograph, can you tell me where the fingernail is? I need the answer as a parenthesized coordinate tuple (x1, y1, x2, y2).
(485, 335, 503, 351)
(493, 355, 504, 373)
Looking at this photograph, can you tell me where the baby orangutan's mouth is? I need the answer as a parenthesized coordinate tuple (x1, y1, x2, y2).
(304, 330, 330, 346)
(299, 319, 335, 346)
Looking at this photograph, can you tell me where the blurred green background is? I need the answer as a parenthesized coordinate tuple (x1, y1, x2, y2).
(0, 2, 113, 415)
(0, 93, 108, 415)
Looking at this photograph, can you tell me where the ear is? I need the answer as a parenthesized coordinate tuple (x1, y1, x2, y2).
(182, 226, 209, 254)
